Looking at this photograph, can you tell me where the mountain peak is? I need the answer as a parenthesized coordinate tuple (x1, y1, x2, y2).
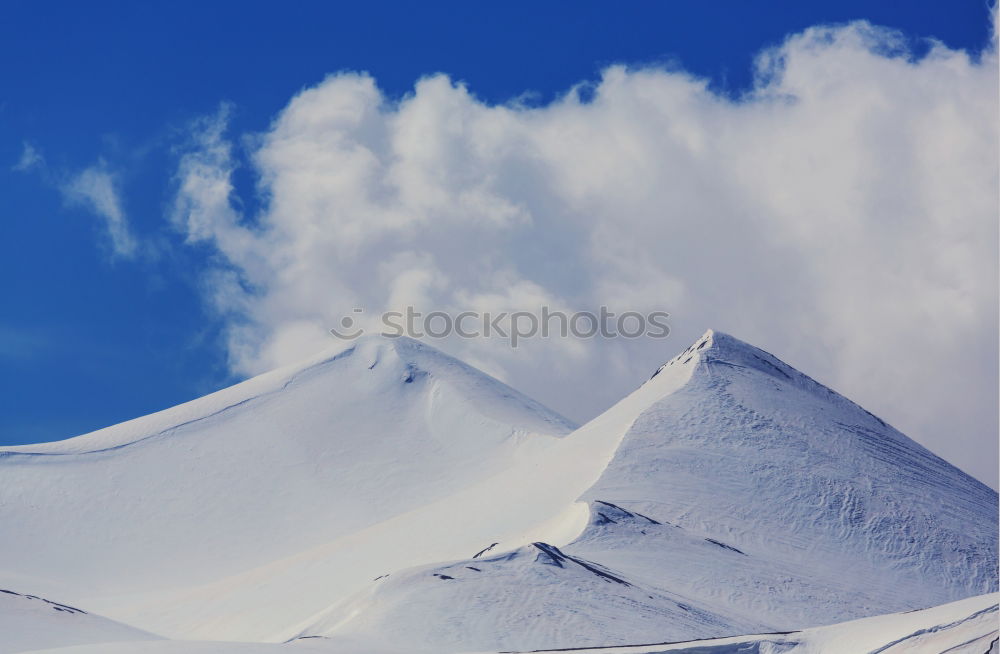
(700, 329, 798, 376)
(652, 328, 809, 389)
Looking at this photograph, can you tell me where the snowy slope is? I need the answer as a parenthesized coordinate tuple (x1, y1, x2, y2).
(11, 593, 997, 653)
(287, 540, 761, 653)
(0, 588, 159, 654)
(2, 330, 994, 653)
(577, 330, 996, 614)
(79, 332, 698, 642)
(0, 335, 576, 639)
(294, 330, 997, 652)
(511, 592, 999, 654)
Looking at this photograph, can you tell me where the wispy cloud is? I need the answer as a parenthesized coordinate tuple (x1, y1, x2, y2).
(12, 142, 43, 172)
(171, 21, 999, 486)
(61, 163, 138, 259)
(13, 142, 140, 260)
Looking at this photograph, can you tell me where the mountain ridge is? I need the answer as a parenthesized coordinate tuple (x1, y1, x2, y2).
(0, 334, 575, 457)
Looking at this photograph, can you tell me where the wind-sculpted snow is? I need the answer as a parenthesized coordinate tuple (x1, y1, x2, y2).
(1, 330, 995, 653)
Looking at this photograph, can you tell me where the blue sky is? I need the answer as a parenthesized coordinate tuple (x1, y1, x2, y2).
(0, 1, 996, 485)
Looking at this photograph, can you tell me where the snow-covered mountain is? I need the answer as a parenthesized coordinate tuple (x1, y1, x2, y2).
(291, 330, 997, 652)
(0, 335, 576, 639)
(1, 330, 995, 653)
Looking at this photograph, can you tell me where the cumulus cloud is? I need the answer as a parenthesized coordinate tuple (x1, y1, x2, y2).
(171, 21, 999, 486)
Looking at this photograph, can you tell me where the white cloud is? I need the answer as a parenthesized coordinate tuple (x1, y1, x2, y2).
(62, 164, 138, 259)
(171, 21, 999, 487)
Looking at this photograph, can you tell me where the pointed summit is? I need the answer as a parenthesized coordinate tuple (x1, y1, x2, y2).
(697, 329, 818, 390)
(655, 328, 795, 377)
(649, 327, 721, 377)
(651, 329, 872, 419)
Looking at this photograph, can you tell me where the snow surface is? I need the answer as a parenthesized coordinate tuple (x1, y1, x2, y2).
(499, 592, 999, 654)
(8, 593, 998, 653)
(0, 588, 158, 653)
(1, 330, 996, 653)
(0, 335, 580, 639)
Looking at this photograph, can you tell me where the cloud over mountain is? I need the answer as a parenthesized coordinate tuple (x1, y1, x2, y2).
(171, 21, 998, 486)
